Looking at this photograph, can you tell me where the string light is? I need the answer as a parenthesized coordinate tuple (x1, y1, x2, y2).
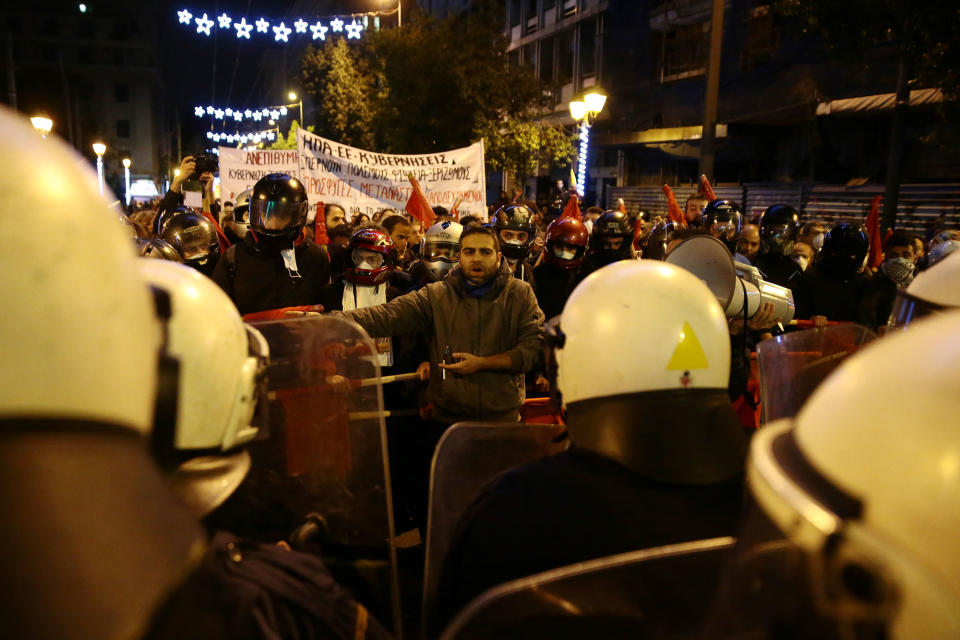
(175, 8, 377, 43)
(194, 101, 296, 121)
(206, 128, 278, 144)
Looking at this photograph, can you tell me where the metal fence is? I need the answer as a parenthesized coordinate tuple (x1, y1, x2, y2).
(608, 183, 960, 234)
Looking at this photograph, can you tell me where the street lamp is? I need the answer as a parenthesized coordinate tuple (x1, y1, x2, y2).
(31, 115, 53, 138)
(287, 90, 304, 127)
(92, 142, 106, 195)
(122, 157, 132, 206)
(569, 89, 606, 199)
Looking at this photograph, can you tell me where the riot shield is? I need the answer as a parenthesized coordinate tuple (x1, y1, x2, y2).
(244, 315, 402, 637)
(439, 537, 735, 640)
(422, 422, 569, 631)
(757, 324, 876, 423)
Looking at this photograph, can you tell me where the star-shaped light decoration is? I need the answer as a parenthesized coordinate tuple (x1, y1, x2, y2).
(213, 109, 224, 119)
(194, 106, 205, 117)
(267, 132, 276, 141)
(273, 21, 292, 42)
(261, 108, 270, 116)
(330, 18, 344, 32)
(224, 108, 233, 116)
(243, 109, 253, 118)
(240, 135, 249, 144)
(252, 112, 262, 121)
(269, 110, 280, 120)
(213, 133, 221, 142)
(195, 13, 214, 36)
(255, 18, 270, 33)
(345, 20, 363, 39)
(294, 19, 308, 33)
(206, 106, 214, 114)
(233, 111, 243, 121)
(217, 13, 231, 29)
(279, 106, 288, 115)
(253, 134, 262, 143)
(206, 132, 213, 139)
(177, 9, 193, 25)
(310, 21, 328, 40)
(234, 17, 252, 39)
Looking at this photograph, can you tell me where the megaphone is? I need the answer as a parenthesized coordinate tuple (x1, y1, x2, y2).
(666, 235, 795, 324)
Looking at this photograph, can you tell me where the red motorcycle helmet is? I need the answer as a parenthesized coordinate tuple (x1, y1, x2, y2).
(543, 217, 589, 269)
(345, 227, 397, 285)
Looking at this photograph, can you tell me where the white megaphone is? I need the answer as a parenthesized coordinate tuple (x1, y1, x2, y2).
(665, 235, 795, 324)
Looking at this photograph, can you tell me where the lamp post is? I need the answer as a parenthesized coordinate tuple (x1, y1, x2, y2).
(122, 157, 131, 207)
(568, 89, 607, 199)
(287, 91, 304, 126)
(92, 142, 106, 196)
(30, 115, 53, 138)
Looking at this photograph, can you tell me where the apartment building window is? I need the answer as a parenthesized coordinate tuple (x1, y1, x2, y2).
(558, 28, 575, 84)
(740, 4, 780, 69)
(562, 0, 577, 17)
(539, 36, 555, 82)
(509, 0, 521, 27)
(542, 0, 556, 19)
(116, 119, 130, 138)
(115, 83, 129, 103)
(654, 22, 708, 82)
(580, 18, 597, 78)
(525, 0, 539, 34)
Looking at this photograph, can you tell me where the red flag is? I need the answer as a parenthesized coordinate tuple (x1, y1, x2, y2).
(633, 215, 644, 250)
(616, 198, 628, 214)
(405, 173, 436, 228)
(560, 194, 581, 220)
(662, 184, 686, 227)
(313, 202, 330, 246)
(698, 174, 717, 202)
(450, 196, 463, 222)
(865, 194, 884, 268)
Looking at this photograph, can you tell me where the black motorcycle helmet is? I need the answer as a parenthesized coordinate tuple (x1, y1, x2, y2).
(491, 204, 537, 260)
(759, 204, 801, 256)
(136, 237, 183, 263)
(643, 219, 678, 261)
(816, 223, 869, 278)
(589, 210, 634, 266)
(158, 210, 221, 276)
(702, 199, 743, 253)
(249, 173, 309, 251)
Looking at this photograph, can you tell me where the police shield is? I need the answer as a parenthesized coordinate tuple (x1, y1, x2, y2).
(244, 314, 402, 635)
(439, 537, 735, 640)
(422, 422, 569, 629)
(757, 324, 876, 423)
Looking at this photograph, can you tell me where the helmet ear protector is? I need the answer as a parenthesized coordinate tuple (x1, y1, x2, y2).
(148, 286, 181, 472)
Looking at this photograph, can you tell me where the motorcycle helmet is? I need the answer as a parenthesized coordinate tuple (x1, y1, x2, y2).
(543, 217, 589, 269)
(491, 204, 537, 261)
(231, 188, 252, 239)
(345, 227, 397, 285)
(759, 204, 801, 256)
(589, 210, 634, 266)
(136, 237, 183, 262)
(158, 209, 221, 276)
(249, 173, 309, 250)
(815, 223, 869, 279)
(703, 200, 744, 253)
(421, 219, 463, 282)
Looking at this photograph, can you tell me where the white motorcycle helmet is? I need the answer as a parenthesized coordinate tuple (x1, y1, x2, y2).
(231, 187, 253, 238)
(421, 219, 463, 281)
(136, 259, 269, 515)
(712, 309, 960, 639)
(888, 251, 960, 330)
(0, 106, 202, 639)
(552, 260, 745, 483)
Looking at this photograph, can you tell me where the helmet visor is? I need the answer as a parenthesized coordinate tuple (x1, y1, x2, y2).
(424, 241, 459, 262)
(249, 198, 308, 233)
(887, 291, 947, 330)
(169, 224, 215, 260)
(351, 248, 385, 269)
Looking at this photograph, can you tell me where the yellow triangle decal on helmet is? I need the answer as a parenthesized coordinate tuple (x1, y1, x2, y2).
(666, 322, 710, 370)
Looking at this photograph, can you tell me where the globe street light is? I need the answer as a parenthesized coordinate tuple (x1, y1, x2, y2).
(569, 89, 606, 199)
(122, 158, 132, 206)
(92, 142, 107, 195)
(287, 90, 304, 128)
(31, 115, 53, 138)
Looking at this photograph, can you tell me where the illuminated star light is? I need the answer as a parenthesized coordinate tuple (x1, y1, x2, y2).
(330, 18, 344, 32)
(206, 106, 214, 114)
(195, 13, 214, 36)
(243, 109, 253, 118)
(234, 17, 252, 39)
(279, 106, 288, 115)
(217, 13, 231, 29)
(194, 106, 205, 116)
(214, 109, 224, 119)
(310, 21, 328, 40)
(294, 19, 308, 33)
(252, 112, 262, 121)
(261, 108, 270, 116)
(273, 21, 292, 42)
(224, 108, 233, 116)
(345, 20, 363, 39)
(233, 111, 243, 121)
(255, 18, 270, 33)
(267, 132, 276, 141)
(269, 109, 280, 120)
(177, 9, 192, 25)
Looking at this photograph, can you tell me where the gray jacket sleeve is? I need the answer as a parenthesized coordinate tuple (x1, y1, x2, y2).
(505, 283, 545, 374)
(336, 287, 432, 337)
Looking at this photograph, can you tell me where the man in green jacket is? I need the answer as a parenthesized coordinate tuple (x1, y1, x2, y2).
(338, 225, 545, 424)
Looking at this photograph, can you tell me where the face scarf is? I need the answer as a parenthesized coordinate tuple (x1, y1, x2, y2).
(881, 257, 915, 287)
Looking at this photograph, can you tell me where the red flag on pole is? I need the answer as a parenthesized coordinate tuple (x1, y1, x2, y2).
(616, 198, 627, 214)
(450, 196, 463, 222)
(560, 194, 581, 220)
(698, 174, 717, 202)
(865, 194, 884, 269)
(662, 184, 686, 227)
(313, 202, 330, 246)
(406, 173, 436, 228)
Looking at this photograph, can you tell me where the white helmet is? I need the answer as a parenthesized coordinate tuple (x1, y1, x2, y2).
(926, 230, 960, 267)
(553, 260, 744, 483)
(888, 251, 960, 330)
(421, 219, 463, 281)
(230, 187, 253, 238)
(137, 259, 268, 453)
(0, 106, 202, 638)
(731, 310, 960, 638)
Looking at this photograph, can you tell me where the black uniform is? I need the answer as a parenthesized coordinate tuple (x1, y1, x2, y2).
(212, 237, 331, 315)
(753, 251, 802, 289)
(432, 446, 744, 633)
(793, 266, 875, 325)
(532, 262, 581, 320)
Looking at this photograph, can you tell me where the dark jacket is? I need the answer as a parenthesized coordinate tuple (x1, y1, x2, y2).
(338, 259, 545, 423)
(793, 266, 875, 325)
(212, 237, 331, 315)
(532, 262, 581, 320)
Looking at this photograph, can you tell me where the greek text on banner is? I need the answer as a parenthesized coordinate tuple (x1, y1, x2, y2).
(217, 147, 300, 203)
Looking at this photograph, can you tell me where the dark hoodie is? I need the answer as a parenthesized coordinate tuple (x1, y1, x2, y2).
(338, 259, 545, 423)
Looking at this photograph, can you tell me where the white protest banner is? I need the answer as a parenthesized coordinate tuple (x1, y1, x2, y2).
(217, 147, 300, 202)
(297, 129, 487, 221)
